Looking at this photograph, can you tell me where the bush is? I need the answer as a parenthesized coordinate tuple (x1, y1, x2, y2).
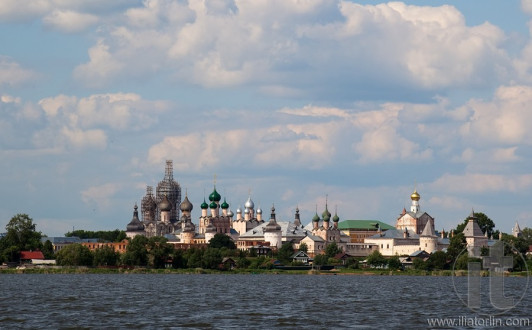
(56, 244, 93, 266)
(387, 256, 403, 270)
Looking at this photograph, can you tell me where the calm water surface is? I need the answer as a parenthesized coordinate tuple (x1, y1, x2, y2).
(0, 274, 530, 329)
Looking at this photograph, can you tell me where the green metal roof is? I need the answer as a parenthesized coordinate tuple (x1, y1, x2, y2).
(337, 220, 394, 230)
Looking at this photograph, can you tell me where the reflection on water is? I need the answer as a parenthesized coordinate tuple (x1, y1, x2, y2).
(0, 274, 529, 329)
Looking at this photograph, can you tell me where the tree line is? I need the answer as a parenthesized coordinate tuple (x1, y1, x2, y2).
(0, 214, 127, 264)
(65, 229, 126, 242)
(2, 212, 532, 272)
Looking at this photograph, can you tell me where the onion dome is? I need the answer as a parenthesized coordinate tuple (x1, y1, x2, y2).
(322, 207, 331, 219)
(201, 198, 208, 209)
(209, 201, 217, 209)
(236, 206, 242, 213)
(257, 207, 262, 214)
(244, 196, 254, 209)
(312, 213, 320, 222)
(244, 208, 250, 214)
(209, 187, 221, 202)
(227, 209, 234, 217)
(323, 213, 330, 222)
(221, 198, 229, 209)
(411, 189, 420, 201)
(180, 195, 193, 212)
(127, 204, 144, 231)
(333, 213, 339, 222)
(159, 195, 172, 212)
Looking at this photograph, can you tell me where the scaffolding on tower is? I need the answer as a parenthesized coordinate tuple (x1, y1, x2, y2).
(141, 186, 157, 223)
(156, 160, 181, 223)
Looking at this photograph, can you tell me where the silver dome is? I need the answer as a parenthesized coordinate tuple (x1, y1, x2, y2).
(244, 196, 254, 209)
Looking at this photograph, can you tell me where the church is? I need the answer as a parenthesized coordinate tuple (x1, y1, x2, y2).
(125, 161, 348, 256)
(364, 190, 449, 256)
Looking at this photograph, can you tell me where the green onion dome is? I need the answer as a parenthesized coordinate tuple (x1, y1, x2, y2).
(221, 198, 229, 209)
(209, 187, 221, 202)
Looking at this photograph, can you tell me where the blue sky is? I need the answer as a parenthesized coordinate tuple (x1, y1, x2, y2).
(2, 0, 532, 236)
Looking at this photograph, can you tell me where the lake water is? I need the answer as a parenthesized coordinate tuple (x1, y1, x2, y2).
(0, 274, 530, 329)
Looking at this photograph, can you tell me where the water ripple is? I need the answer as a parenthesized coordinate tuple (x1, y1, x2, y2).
(0, 273, 530, 329)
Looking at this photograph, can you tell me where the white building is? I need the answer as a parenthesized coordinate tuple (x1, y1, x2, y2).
(364, 190, 448, 256)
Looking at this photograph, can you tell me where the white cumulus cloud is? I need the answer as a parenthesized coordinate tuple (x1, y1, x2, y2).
(71, 0, 511, 99)
(81, 183, 121, 211)
(43, 9, 99, 33)
(0, 56, 39, 87)
(461, 85, 532, 146)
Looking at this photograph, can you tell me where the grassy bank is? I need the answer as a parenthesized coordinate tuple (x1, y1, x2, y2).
(1, 267, 528, 276)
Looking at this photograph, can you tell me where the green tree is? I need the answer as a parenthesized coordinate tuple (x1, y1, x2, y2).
(93, 245, 120, 267)
(298, 242, 308, 253)
(65, 229, 126, 242)
(313, 254, 328, 266)
(499, 234, 528, 270)
(325, 242, 341, 259)
(0, 214, 42, 262)
(366, 250, 387, 268)
(171, 249, 186, 268)
(500, 233, 529, 255)
(521, 228, 532, 247)
(346, 257, 359, 269)
(202, 248, 222, 269)
(427, 251, 448, 270)
(277, 242, 295, 265)
(413, 258, 428, 270)
(186, 248, 203, 268)
(208, 233, 236, 249)
(121, 235, 148, 267)
(146, 236, 173, 269)
(42, 240, 55, 259)
(55, 243, 93, 266)
(387, 256, 402, 270)
(248, 256, 272, 269)
(446, 233, 466, 262)
(236, 257, 251, 269)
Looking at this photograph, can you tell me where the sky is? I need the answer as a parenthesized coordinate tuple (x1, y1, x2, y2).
(2, 0, 532, 237)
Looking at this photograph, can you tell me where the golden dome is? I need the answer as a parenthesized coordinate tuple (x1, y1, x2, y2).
(410, 190, 420, 201)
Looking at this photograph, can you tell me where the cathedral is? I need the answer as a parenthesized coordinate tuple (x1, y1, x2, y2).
(364, 189, 449, 256)
(126, 161, 252, 244)
(126, 160, 348, 255)
(198, 185, 233, 236)
(231, 196, 264, 235)
(395, 189, 434, 235)
(138, 160, 182, 237)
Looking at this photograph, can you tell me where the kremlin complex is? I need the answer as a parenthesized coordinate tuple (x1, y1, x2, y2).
(125, 161, 500, 258)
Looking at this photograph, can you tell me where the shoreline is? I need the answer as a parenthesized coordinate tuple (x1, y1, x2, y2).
(1, 267, 529, 277)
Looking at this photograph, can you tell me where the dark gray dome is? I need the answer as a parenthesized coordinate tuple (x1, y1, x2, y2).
(180, 195, 193, 212)
(159, 195, 172, 212)
(126, 204, 144, 232)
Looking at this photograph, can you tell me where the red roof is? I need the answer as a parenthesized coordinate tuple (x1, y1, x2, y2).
(20, 251, 45, 260)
